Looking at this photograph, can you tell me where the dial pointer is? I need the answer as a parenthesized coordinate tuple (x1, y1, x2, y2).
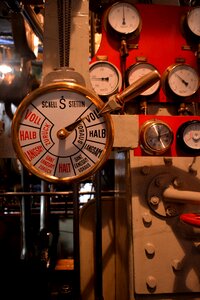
(175, 73, 188, 86)
(57, 118, 86, 139)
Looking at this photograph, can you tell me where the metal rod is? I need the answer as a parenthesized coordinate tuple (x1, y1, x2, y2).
(95, 171, 104, 300)
(40, 181, 49, 230)
(20, 166, 32, 261)
(0, 190, 120, 197)
(73, 182, 81, 299)
(22, 5, 44, 42)
(163, 185, 200, 205)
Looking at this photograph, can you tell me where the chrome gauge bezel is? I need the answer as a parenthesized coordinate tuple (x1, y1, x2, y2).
(176, 120, 200, 155)
(104, 2, 142, 40)
(89, 60, 122, 97)
(140, 119, 174, 155)
(162, 63, 199, 99)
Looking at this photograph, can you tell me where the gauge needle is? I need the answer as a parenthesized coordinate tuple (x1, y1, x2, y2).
(57, 118, 85, 140)
(122, 5, 126, 25)
(92, 77, 109, 81)
(175, 74, 188, 86)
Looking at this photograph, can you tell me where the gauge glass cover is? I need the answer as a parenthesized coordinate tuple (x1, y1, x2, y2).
(140, 120, 173, 155)
(107, 2, 141, 35)
(12, 82, 114, 183)
(187, 7, 200, 37)
(183, 122, 200, 150)
(127, 63, 160, 96)
(168, 64, 199, 97)
(89, 61, 122, 96)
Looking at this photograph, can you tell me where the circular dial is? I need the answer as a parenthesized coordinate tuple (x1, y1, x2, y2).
(176, 120, 200, 155)
(89, 61, 122, 97)
(126, 62, 160, 96)
(106, 2, 142, 37)
(163, 64, 199, 98)
(11, 82, 114, 183)
(187, 7, 200, 38)
(140, 119, 173, 155)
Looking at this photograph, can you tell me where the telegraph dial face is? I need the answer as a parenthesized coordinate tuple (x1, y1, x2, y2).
(12, 82, 114, 183)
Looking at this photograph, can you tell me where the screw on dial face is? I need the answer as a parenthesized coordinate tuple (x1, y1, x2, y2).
(106, 2, 142, 37)
(177, 120, 200, 155)
(126, 62, 160, 96)
(89, 61, 122, 97)
(12, 82, 114, 183)
(163, 64, 199, 98)
(140, 119, 173, 155)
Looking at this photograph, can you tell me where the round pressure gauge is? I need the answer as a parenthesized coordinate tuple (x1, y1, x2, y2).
(140, 119, 174, 155)
(176, 120, 200, 155)
(125, 62, 161, 96)
(89, 61, 122, 97)
(105, 2, 142, 39)
(11, 82, 114, 183)
(162, 63, 199, 99)
(186, 6, 200, 39)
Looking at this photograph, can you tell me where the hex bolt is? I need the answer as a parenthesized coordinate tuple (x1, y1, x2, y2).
(146, 275, 157, 290)
(145, 242, 155, 256)
(142, 212, 152, 225)
(164, 157, 172, 166)
(165, 206, 177, 217)
(150, 196, 160, 205)
(171, 259, 182, 271)
(173, 178, 182, 188)
(154, 177, 161, 187)
(141, 166, 150, 175)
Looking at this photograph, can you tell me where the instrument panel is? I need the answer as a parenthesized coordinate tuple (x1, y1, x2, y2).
(90, 3, 200, 157)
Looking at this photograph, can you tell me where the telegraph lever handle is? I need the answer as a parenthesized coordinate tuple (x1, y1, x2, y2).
(100, 70, 160, 114)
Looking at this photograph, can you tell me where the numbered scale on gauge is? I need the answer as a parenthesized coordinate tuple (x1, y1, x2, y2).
(125, 62, 161, 96)
(140, 119, 174, 155)
(176, 120, 200, 155)
(12, 82, 113, 183)
(105, 1, 142, 38)
(162, 63, 199, 99)
(89, 61, 122, 97)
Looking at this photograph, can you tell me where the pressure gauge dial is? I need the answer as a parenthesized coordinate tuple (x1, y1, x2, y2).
(126, 62, 161, 96)
(186, 6, 200, 38)
(11, 82, 114, 183)
(176, 120, 200, 155)
(140, 119, 174, 155)
(105, 2, 142, 39)
(89, 61, 122, 97)
(162, 63, 199, 99)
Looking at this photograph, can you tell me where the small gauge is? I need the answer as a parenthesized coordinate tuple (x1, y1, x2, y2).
(186, 7, 200, 39)
(176, 120, 200, 155)
(162, 63, 199, 99)
(89, 61, 122, 97)
(105, 2, 142, 39)
(140, 119, 174, 155)
(125, 62, 160, 96)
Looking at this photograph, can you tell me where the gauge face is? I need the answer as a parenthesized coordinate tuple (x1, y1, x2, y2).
(107, 2, 141, 36)
(187, 7, 200, 37)
(177, 120, 200, 155)
(126, 63, 160, 96)
(166, 64, 199, 98)
(140, 120, 173, 155)
(89, 61, 122, 97)
(12, 82, 114, 183)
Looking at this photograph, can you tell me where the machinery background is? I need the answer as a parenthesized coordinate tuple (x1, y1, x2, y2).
(0, 0, 199, 299)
